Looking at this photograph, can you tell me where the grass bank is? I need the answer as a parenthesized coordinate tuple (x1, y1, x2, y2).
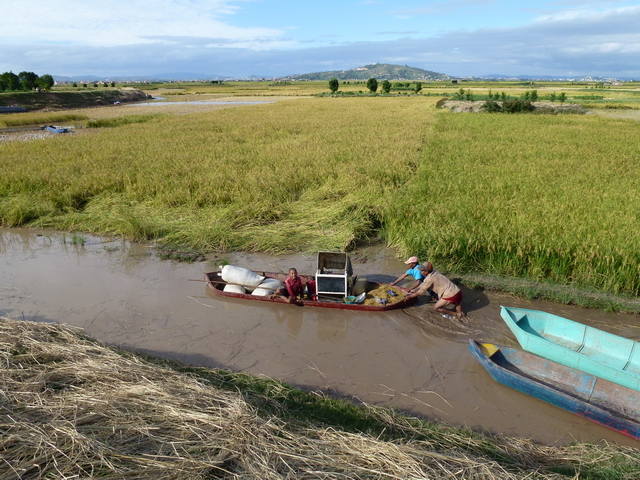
(2, 316, 639, 479)
(0, 88, 150, 112)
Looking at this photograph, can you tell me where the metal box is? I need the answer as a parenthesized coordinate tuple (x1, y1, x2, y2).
(315, 252, 353, 298)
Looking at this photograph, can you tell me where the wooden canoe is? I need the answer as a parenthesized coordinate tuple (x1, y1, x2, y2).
(500, 306, 640, 391)
(204, 271, 417, 311)
(469, 340, 640, 440)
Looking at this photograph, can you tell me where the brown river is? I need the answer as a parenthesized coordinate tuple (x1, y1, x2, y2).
(2, 227, 639, 448)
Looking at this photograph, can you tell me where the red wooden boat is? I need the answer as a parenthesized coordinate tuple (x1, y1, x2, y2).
(204, 271, 417, 311)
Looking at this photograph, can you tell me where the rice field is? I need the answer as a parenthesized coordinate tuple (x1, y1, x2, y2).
(0, 96, 432, 253)
(383, 110, 640, 296)
(2, 85, 640, 296)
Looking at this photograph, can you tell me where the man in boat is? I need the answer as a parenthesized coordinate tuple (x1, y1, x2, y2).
(406, 263, 466, 320)
(277, 268, 304, 304)
(389, 256, 424, 291)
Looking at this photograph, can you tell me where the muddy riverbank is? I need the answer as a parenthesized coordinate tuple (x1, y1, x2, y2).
(2, 227, 640, 447)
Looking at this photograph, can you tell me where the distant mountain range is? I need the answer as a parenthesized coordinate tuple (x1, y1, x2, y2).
(51, 65, 630, 83)
(469, 74, 626, 82)
(284, 64, 449, 81)
(53, 72, 231, 83)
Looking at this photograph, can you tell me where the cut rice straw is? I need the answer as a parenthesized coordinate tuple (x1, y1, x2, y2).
(1, 316, 638, 479)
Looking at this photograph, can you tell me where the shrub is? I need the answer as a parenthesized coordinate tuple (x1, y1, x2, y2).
(501, 100, 533, 113)
(482, 100, 502, 112)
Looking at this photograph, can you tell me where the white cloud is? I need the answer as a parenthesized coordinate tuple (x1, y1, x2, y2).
(1, 1, 639, 78)
(2, 0, 283, 46)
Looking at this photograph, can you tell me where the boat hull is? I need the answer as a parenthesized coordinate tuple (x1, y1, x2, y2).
(469, 340, 640, 440)
(500, 306, 640, 391)
(45, 125, 69, 133)
(205, 271, 417, 311)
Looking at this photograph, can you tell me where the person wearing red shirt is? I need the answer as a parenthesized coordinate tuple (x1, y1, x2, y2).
(280, 268, 303, 304)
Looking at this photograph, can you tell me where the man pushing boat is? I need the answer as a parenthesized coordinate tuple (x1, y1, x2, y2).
(406, 263, 466, 320)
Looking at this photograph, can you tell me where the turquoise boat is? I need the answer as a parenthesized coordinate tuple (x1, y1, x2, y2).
(500, 306, 640, 392)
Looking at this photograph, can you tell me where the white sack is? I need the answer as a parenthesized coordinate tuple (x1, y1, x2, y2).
(221, 265, 265, 289)
(252, 287, 275, 297)
(223, 284, 246, 294)
(259, 278, 285, 290)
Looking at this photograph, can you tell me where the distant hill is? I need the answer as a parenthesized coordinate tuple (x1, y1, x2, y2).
(286, 64, 450, 81)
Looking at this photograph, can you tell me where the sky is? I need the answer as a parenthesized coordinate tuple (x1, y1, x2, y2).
(1, 0, 639, 79)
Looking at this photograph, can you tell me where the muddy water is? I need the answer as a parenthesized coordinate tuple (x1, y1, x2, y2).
(2, 227, 640, 447)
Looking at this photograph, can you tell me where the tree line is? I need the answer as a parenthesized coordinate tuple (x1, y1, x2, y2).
(0, 71, 55, 92)
(329, 77, 423, 94)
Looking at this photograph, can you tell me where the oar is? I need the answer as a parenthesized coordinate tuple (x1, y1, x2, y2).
(192, 278, 271, 290)
(192, 279, 347, 303)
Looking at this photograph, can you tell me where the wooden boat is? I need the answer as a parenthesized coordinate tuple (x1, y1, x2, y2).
(500, 306, 640, 391)
(205, 271, 417, 311)
(469, 340, 640, 440)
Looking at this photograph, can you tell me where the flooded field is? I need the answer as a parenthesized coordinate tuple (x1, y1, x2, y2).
(2, 226, 640, 447)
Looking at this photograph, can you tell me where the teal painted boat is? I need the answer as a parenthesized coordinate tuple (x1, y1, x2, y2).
(500, 306, 640, 392)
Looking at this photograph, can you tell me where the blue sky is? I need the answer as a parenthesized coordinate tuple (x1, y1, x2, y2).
(1, 0, 639, 79)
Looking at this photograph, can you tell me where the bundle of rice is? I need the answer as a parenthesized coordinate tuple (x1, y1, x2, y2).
(363, 285, 406, 306)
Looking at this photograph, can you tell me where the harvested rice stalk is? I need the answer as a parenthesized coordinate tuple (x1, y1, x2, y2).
(363, 284, 406, 306)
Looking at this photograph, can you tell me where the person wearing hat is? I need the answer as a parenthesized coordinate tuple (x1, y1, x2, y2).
(389, 256, 424, 291)
(406, 262, 466, 320)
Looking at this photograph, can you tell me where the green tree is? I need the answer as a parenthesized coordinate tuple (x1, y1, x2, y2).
(414, 82, 422, 94)
(381, 80, 391, 94)
(559, 92, 567, 103)
(328, 77, 339, 93)
(18, 71, 39, 91)
(111, 82, 116, 87)
(36, 74, 54, 90)
(366, 77, 378, 93)
(0, 71, 21, 91)
(530, 90, 538, 102)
